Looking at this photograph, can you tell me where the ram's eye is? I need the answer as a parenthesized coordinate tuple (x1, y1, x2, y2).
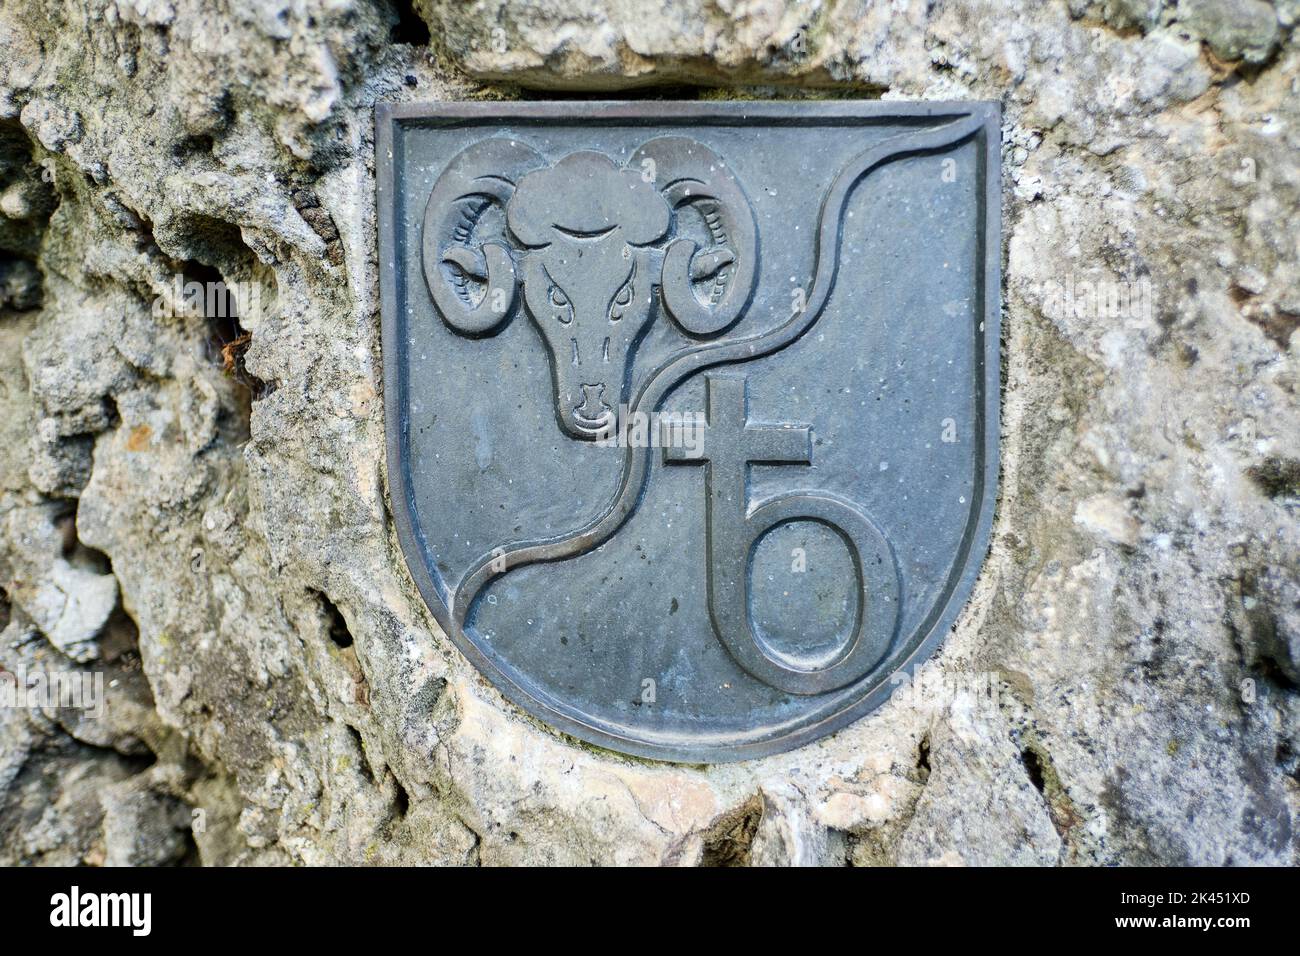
(610, 278, 634, 320)
(548, 285, 573, 324)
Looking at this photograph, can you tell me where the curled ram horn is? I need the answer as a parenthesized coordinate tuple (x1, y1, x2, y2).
(421, 139, 546, 336)
(630, 137, 759, 337)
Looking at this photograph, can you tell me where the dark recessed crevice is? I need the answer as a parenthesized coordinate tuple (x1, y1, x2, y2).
(175, 256, 268, 443)
(163, 215, 278, 426)
(54, 505, 112, 576)
(391, 776, 410, 818)
(345, 723, 375, 784)
(1246, 456, 1300, 501)
(1232, 571, 1300, 692)
(1021, 746, 1047, 793)
(313, 589, 354, 649)
(414, 674, 446, 711)
(99, 603, 144, 673)
(518, 84, 709, 102)
(1230, 281, 1300, 350)
(1017, 738, 1084, 844)
(175, 816, 202, 866)
(34, 726, 158, 777)
(698, 795, 763, 867)
(289, 188, 343, 266)
(173, 133, 216, 158)
(0, 257, 44, 311)
(387, 0, 430, 46)
(0, 119, 58, 311)
(171, 214, 247, 273)
(1277, 739, 1299, 783)
(513, 81, 891, 100)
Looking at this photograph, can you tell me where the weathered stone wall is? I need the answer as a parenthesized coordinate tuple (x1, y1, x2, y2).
(0, 0, 1295, 865)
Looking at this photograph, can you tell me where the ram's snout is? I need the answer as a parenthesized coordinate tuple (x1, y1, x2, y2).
(572, 384, 614, 436)
(519, 234, 653, 440)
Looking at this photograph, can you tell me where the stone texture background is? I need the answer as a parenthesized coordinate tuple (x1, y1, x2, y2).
(0, 0, 1296, 866)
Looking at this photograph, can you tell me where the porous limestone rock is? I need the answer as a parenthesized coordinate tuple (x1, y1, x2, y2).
(0, 0, 1295, 865)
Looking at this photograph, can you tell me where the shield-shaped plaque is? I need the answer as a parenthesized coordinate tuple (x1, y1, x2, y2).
(377, 101, 1000, 762)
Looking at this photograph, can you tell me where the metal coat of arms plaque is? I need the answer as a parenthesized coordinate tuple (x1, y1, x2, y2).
(377, 101, 1001, 762)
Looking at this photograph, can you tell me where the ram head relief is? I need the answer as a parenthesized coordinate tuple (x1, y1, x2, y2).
(422, 137, 759, 439)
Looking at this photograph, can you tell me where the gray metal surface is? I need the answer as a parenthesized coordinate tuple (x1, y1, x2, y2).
(376, 100, 1001, 762)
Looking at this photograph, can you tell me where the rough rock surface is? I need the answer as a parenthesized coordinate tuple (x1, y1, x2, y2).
(0, 0, 1296, 865)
